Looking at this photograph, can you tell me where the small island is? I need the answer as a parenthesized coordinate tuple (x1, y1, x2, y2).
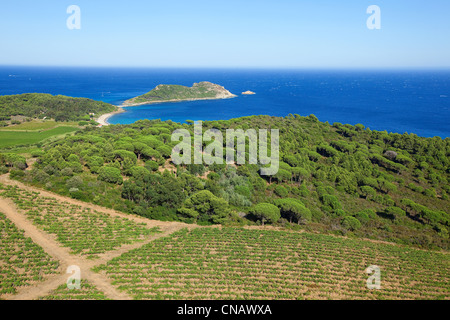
(122, 81, 237, 106)
(242, 91, 256, 95)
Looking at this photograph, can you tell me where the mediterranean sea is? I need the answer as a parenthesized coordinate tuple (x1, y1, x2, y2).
(0, 66, 449, 138)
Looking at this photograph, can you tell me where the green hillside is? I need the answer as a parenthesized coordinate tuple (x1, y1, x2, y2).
(0, 93, 117, 122)
(6, 114, 450, 250)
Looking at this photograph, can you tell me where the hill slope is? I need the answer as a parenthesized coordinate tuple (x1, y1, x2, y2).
(8, 114, 449, 250)
(0, 93, 117, 122)
(0, 178, 448, 300)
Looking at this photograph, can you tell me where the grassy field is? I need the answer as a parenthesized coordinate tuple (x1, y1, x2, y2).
(0, 126, 79, 149)
(94, 227, 450, 300)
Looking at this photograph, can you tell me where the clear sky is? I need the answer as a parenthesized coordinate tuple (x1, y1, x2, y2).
(1, 0, 449, 68)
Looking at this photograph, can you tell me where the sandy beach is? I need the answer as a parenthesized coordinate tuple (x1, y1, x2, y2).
(96, 107, 125, 126)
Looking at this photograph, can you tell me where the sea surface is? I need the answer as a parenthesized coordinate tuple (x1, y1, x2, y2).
(0, 66, 449, 138)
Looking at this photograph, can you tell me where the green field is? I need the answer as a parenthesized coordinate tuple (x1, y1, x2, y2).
(0, 126, 79, 148)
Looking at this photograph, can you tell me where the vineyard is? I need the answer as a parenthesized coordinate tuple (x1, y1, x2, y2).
(39, 280, 110, 300)
(0, 185, 160, 257)
(0, 180, 449, 300)
(0, 211, 59, 296)
(95, 228, 450, 300)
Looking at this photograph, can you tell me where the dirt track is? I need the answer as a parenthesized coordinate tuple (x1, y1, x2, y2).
(0, 174, 193, 300)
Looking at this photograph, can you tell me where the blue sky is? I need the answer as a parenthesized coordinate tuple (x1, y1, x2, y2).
(1, 0, 449, 68)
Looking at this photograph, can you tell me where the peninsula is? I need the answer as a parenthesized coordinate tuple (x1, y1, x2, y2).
(122, 81, 237, 106)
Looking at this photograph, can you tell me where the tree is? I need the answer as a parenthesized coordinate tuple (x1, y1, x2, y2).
(98, 166, 123, 184)
(379, 179, 397, 194)
(145, 160, 159, 172)
(249, 203, 281, 226)
(274, 198, 311, 224)
(274, 169, 291, 183)
(86, 156, 104, 173)
(178, 190, 230, 224)
(122, 172, 184, 209)
(141, 147, 160, 160)
(156, 145, 173, 158)
(274, 185, 288, 197)
(321, 194, 342, 211)
(291, 167, 309, 185)
(130, 166, 151, 180)
(360, 186, 377, 199)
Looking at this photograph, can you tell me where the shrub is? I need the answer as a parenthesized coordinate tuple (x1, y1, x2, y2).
(10, 169, 25, 179)
(249, 203, 281, 226)
(274, 185, 288, 197)
(358, 209, 377, 219)
(66, 176, 84, 190)
(423, 188, 437, 198)
(31, 150, 45, 157)
(334, 209, 347, 217)
(98, 166, 123, 185)
(60, 167, 74, 177)
(145, 160, 160, 172)
(354, 211, 370, 223)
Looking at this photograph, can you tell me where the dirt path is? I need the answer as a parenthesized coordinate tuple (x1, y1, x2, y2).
(0, 174, 193, 300)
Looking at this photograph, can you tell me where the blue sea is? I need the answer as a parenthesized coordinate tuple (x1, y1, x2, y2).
(0, 66, 449, 138)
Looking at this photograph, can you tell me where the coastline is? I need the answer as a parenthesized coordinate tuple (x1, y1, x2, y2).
(96, 107, 125, 126)
(121, 95, 237, 107)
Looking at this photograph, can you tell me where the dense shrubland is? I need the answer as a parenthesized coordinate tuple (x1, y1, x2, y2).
(6, 114, 450, 250)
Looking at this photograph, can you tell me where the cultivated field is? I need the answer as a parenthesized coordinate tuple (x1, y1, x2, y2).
(94, 227, 450, 300)
(0, 212, 59, 296)
(0, 185, 160, 257)
(38, 280, 110, 300)
(0, 175, 448, 300)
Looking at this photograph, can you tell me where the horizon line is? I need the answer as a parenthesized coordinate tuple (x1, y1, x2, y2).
(1, 64, 450, 71)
